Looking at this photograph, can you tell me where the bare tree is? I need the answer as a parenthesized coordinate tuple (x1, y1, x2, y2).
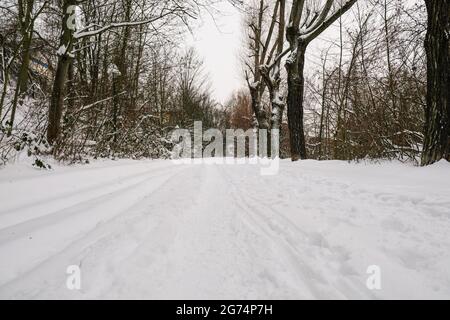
(261, 0, 286, 130)
(305, 0, 427, 162)
(243, 0, 288, 131)
(6, 0, 47, 136)
(244, 0, 278, 130)
(283, 0, 358, 161)
(47, 0, 81, 144)
(46, 0, 212, 145)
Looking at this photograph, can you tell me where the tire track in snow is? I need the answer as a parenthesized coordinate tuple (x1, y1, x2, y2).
(0, 161, 175, 218)
(0, 164, 181, 243)
(0, 164, 189, 290)
(218, 167, 327, 298)
(0, 163, 178, 232)
(95, 165, 280, 299)
(94, 165, 212, 299)
(218, 166, 374, 299)
(0, 160, 154, 185)
(0, 163, 199, 299)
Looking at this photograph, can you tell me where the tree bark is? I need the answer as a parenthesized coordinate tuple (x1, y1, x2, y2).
(269, 0, 286, 131)
(286, 36, 307, 161)
(7, 0, 35, 136)
(249, 85, 269, 130)
(17, 0, 35, 94)
(47, 0, 77, 145)
(421, 0, 450, 165)
(48, 55, 72, 144)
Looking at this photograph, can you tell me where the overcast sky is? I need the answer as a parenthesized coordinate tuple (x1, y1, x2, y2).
(186, 2, 244, 105)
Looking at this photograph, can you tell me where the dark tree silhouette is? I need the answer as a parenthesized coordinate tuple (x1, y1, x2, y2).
(421, 0, 450, 165)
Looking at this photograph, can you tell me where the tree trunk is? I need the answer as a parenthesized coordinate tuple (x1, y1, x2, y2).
(17, 36, 32, 94)
(421, 0, 450, 165)
(269, 84, 284, 130)
(18, 0, 35, 94)
(6, 0, 35, 136)
(7, 36, 33, 135)
(286, 39, 307, 161)
(113, 0, 131, 123)
(249, 85, 269, 130)
(269, 0, 285, 131)
(112, 72, 120, 149)
(47, 55, 72, 144)
(47, 0, 77, 145)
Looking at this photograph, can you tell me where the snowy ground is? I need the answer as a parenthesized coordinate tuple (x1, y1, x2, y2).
(0, 159, 449, 299)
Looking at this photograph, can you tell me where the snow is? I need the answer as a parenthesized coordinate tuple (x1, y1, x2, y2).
(107, 63, 121, 76)
(56, 45, 67, 56)
(0, 159, 449, 299)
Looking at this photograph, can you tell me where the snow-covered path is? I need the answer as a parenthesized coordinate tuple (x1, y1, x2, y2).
(0, 159, 449, 299)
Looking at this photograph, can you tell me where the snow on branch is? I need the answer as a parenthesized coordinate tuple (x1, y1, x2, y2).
(74, 10, 176, 39)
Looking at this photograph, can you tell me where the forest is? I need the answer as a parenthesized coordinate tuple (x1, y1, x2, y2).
(0, 0, 448, 167)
